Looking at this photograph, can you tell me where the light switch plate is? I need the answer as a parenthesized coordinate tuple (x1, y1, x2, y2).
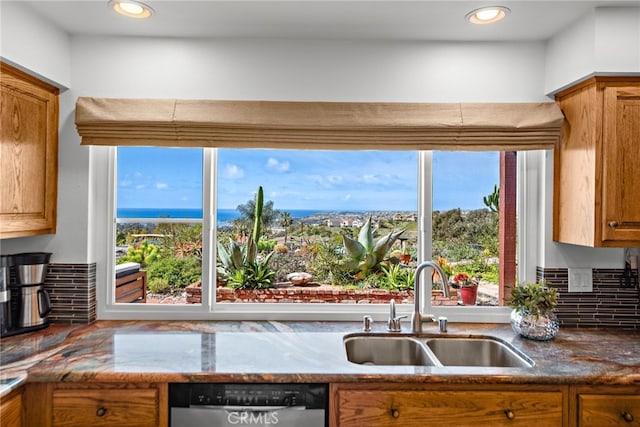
(568, 268, 593, 292)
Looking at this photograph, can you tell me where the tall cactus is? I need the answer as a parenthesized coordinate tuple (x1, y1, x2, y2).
(252, 186, 263, 243)
(483, 184, 499, 213)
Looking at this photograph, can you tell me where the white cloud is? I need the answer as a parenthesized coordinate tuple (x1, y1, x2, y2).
(156, 182, 169, 190)
(327, 175, 343, 185)
(135, 184, 146, 190)
(120, 179, 132, 187)
(266, 157, 290, 172)
(362, 174, 380, 184)
(223, 164, 245, 179)
(344, 194, 352, 201)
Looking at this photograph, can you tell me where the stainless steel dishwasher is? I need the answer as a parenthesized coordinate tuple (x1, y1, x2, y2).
(169, 383, 327, 427)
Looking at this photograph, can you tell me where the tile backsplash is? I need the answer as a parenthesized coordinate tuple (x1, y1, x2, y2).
(537, 267, 639, 330)
(44, 263, 96, 324)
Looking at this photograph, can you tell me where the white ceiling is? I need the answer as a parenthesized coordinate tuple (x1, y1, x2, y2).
(18, 0, 640, 41)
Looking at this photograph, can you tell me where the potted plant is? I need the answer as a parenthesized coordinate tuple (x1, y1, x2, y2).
(507, 281, 560, 341)
(454, 273, 478, 305)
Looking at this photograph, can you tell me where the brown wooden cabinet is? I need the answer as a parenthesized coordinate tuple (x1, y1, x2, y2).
(330, 383, 568, 427)
(0, 61, 59, 239)
(554, 77, 640, 247)
(24, 383, 167, 427)
(571, 385, 640, 427)
(0, 387, 23, 427)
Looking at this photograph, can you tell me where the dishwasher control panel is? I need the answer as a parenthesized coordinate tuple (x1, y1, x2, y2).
(169, 383, 327, 409)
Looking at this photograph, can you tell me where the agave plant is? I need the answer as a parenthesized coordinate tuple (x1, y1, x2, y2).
(342, 217, 404, 278)
(217, 186, 275, 288)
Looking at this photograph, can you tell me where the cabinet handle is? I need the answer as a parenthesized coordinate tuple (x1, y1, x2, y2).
(96, 407, 107, 417)
(622, 411, 634, 423)
(390, 408, 400, 419)
(608, 221, 620, 228)
(504, 409, 515, 420)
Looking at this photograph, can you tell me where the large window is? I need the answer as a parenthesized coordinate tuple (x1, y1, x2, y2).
(111, 146, 515, 319)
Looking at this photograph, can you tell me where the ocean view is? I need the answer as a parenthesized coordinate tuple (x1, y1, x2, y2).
(117, 208, 334, 223)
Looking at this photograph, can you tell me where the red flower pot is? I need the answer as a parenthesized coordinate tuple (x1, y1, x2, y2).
(460, 285, 478, 305)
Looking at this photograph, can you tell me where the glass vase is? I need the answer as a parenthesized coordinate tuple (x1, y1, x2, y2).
(510, 309, 559, 341)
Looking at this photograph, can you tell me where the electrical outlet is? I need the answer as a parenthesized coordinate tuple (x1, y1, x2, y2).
(568, 268, 593, 292)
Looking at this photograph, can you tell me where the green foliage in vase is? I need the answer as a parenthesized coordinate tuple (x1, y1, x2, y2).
(507, 281, 559, 318)
(342, 217, 405, 278)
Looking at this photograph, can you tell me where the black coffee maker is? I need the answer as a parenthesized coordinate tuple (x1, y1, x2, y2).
(1, 252, 52, 337)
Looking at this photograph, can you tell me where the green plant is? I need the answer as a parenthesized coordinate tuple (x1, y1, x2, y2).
(379, 263, 415, 291)
(118, 240, 159, 269)
(483, 184, 499, 213)
(147, 277, 170, 293)
(217, 186, 275, 289)
(229, 260, 276, 290)
(507, 282, 559, 318)
(146, 256, 201, 289)
(342, 217, 404, 278)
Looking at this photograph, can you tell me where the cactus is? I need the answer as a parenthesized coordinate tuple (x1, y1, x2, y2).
(217, 186, 275, 288)
(342, 217, 404, 277)
(483, 184, 499, 213)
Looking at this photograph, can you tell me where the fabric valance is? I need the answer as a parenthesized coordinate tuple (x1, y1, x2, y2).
(75, 97, 564, 151)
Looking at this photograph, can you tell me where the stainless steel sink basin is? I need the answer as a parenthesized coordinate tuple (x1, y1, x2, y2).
(344, 335, 437, 366)
(344, 334, 534, 368)
(425, 337, 534, 368)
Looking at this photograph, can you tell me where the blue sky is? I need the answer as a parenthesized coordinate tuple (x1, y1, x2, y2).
(117, 147, 498, 211)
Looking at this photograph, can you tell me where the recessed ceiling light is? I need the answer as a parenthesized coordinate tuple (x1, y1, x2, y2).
(108, 0, 154, 19)
(466, 6, 510, 25)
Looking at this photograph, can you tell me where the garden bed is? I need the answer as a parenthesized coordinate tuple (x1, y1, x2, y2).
(185, 282, 459, 305)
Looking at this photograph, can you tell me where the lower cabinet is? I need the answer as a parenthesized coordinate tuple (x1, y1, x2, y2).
(572, 385, 640, 427)
(24, 383, 167, 427)
(0, 387, 23, 427)
(330, 383, 569, 427)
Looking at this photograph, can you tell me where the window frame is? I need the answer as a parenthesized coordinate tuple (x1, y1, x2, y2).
(101, 147, 530, 323)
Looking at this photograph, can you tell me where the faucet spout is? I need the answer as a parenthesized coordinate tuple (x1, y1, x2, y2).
(412, 260, 450, 334)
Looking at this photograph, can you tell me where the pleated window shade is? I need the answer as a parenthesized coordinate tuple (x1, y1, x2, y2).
(75, 97, 564, 151)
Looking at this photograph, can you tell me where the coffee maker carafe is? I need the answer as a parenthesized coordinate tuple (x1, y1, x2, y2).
(3, 252, 52, 337)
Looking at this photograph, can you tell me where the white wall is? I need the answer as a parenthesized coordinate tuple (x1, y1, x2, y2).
(545, 7, 640, 95)
(0, 1, 71, 88)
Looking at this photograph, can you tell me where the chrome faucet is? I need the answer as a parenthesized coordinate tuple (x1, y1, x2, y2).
(387, 299, 407, 332)
(412, 260, 450, 334)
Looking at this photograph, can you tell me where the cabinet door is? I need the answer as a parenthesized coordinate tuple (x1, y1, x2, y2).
(0, 62, 58, 238)
(0, 388, 22, 427)
(333, 387, 565, 427)
(52, 388, 159, 427)
(577, 394, 640, 426)
(601, 86, 640, 244)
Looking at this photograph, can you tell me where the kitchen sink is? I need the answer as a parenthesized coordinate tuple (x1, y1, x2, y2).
(344, 335, 438, 366)
(344, 334, 534, 368)
(424, 337, 534, 368)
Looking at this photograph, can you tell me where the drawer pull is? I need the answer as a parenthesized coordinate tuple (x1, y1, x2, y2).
(96, 407, 107, 417)
(622, 411, 634, 423)
(608, 221, 620, 228)
(504, 409, 515, 420)
(390, 408, 400, 419)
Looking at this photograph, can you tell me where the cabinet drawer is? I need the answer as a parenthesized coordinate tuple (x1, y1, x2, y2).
(335, 389, 564, 427)
(52, 388, 158, 427)
(578, 394, 640, 427)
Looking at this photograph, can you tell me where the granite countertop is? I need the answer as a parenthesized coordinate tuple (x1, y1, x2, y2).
(1, 320, 639, 396)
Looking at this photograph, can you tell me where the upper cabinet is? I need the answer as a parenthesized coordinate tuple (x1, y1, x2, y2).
(0, 62, 59, 239)
(554, 77, 640, 247)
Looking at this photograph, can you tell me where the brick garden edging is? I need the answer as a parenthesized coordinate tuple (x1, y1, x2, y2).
(185, 282, 458, 305)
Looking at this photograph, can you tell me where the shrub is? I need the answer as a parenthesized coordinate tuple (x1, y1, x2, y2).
(148, 277, 170, 294)
(146, 256, 201, 289)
